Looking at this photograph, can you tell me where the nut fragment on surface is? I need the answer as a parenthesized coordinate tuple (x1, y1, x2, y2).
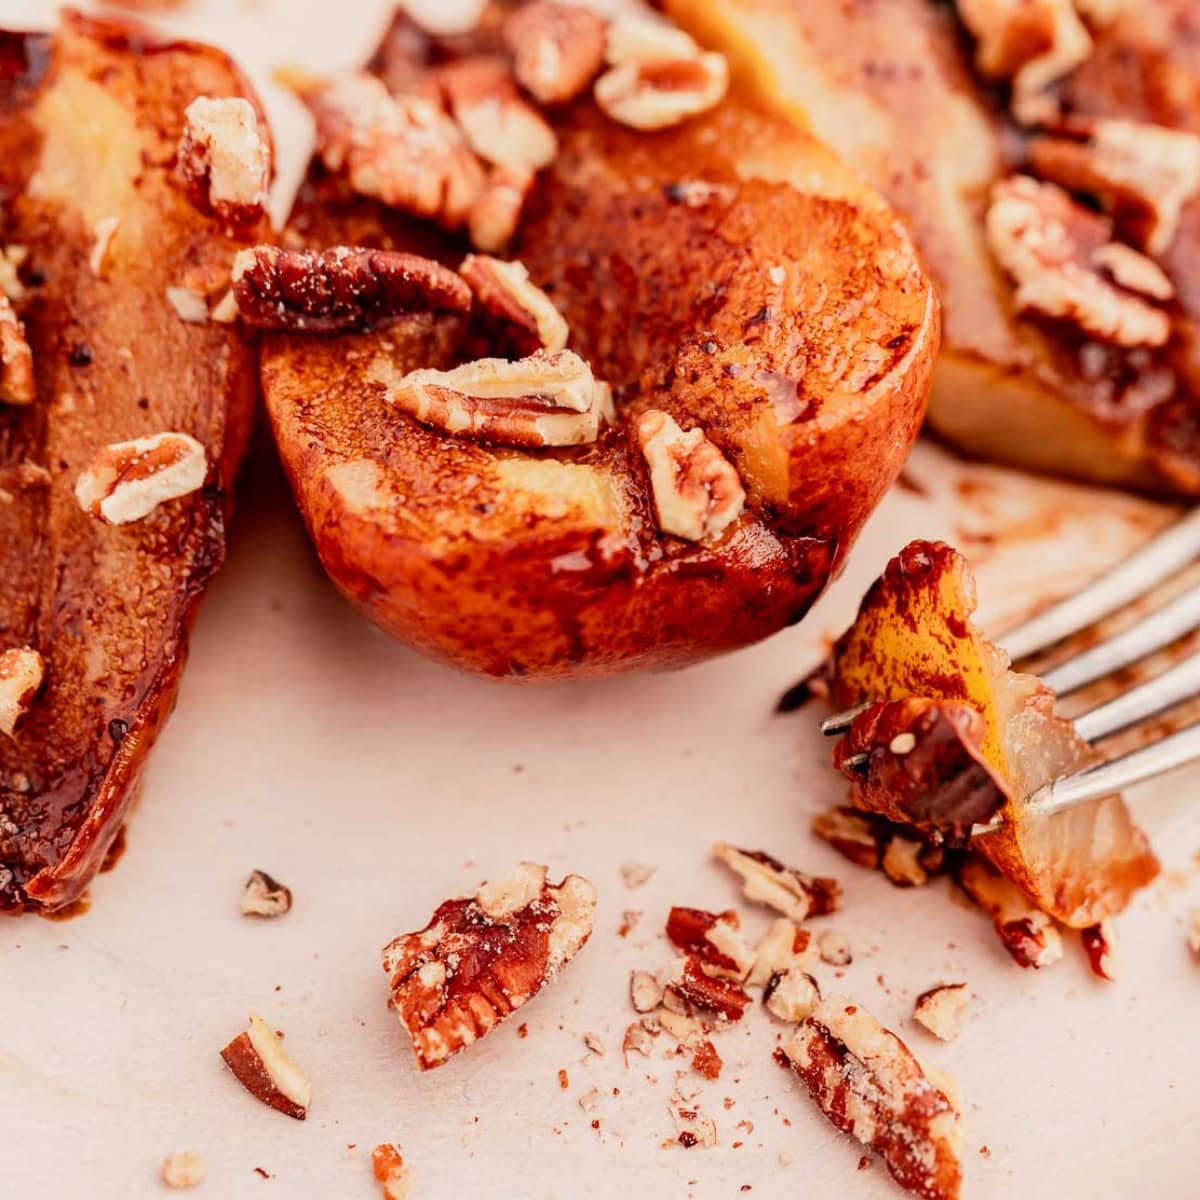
(957, 856, 1063, 969)
(1080, 921, 1117, 982)
(241, 869, 293, 918)
(881, 835, 929, 888)
(912, 984, 971, 1042)
(1031, 117, 1200, 256)
(177, 96, 270, 228)
(666, 906, 755, 980)
(503, 1, 607, 105)
(594, 53, 729, 132)
(620, 862, 656, 889)
(812, 806, 886, 870)
(637, 409, 744, 541)
(166, 286, 211, 324)
(817, 929, 852, 966)
(303, 73, 484, 227)
(713, 842, 841, 923)
(0, 647, 45, 739)
(669, 1090, 718, 1148)
(160, 1150, 207, 1189)
(220, 1013, 313, 1120)
(232, 245, 471, 334)
(468, 164, 535, 253)
(779, 995, 963, 1200)
(381, 863, 596, 1070)
(630, 968, 664, 1013)
(0, 294, 34, 406)
(372, 1143, 410, 1200)
(764, 968, 821, 1023)
(75, 432, 207, 526)
(665, 955, 751, 1022)
(622, 1021, 656, 1062)
(748, 918, 815, 989)
(382, 349, 608, 448)
(986, 175, 1172, 348)
(89, 216, 120, 278)
(459, 254, 568, 353)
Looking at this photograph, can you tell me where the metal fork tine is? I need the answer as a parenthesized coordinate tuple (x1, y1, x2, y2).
(971, 718, 1200, 834)
(1073, 652, 1200, 742)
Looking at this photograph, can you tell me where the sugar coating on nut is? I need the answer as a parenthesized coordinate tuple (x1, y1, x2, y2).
(912, 983, 971, 1042)
(220, 1013, 313, 1120)
(160, 1150, 207, 1189)
(0, 646, 45, 739)
(503, 2, 608, 106)
(381, 862, 596, 1070)
(177, 96, 269, 227)
(664, 955, 751, 1022)
(713, 842, 841, 923)
(241, 869, 293, 918)
(75, 432, 207, 526)
(594, 54, 729, 132)
(670, 1090, 719, 1148)
(459, 254, 569, 354)
(780, 995, 963, 1200)
(637, 409, 744, 541)
(0, 294, 34, 406)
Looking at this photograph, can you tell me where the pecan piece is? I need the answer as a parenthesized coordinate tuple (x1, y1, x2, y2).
(594, 54, 729, 132)
(0, 294, 34, 406)
(468, 164, 535, 253)
(636, 409, 744, 541)
(748, 917, 814, 989)
(231, 245, 471, 334)
(503, 2, 607, 106)
(665, 906, 755, 980)
(160, 1151, 207, 1190)
(0, 646, 45, 739)
(987, 175, 1172, 347)
(957, 855, 1063, 969)
(1030, 117, 1200, 256)
(669, 1090, 719, 1148)
(220, 1013, 313, 1120)
(177, 96, 270, 230)
(779, 996, 963, 1200)
(817, 930, 852, 966)
(713, 842, 841, 923)
(241, 869, 293, 918)
(372, 1144, 409, 1200)
(303, 73, 484, 227)
(912, 984, 971, 1042)
(74, 432, 207, 525)
(812, 805, 887, 870)
(763, 968, 821, 1023)
(381, 862, 596, 1070)
(379, 349, 608, 448)
(665, 955, 751, 1022)
(460, 253, 569, 354)
(630, 968, 664, 1013)
(1080, 921, 1117, 982)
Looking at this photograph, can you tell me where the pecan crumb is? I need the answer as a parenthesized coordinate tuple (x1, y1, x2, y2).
(372, 1143, 410, 1200)
(1080, 922, 1117, 982)
(503, 2, 607, 106)
(0, 646, 44, 739)
(220, 1013, 312, 1120)
(160, 1150, 207, 1189)
(459, 254, 568, 354)
(75, 432, 207, 525)
(583, 1031, 606, 1056)
(0, 294, 34, 405)
(713, 842, 841, 923)
(241, 869, 293, 918)
(958, 856, 1063, 969)
(666, 906, 755, 981)
(620, 863, 656, 889)
(817, 930, 852, 967)
(912, 984, 971, 1042)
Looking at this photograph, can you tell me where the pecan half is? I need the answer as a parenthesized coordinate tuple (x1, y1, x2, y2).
(220, 1013, 313, 1120)
(1080, 921, 1117, 982)
(1030, 117, 1200, 256)
(594, 54, 729, 132)
(0, 646, 45, 739)
(437, 57, 557, 174)
(232, 245, 471, 334)
(957, 855, 1063, 969)
(241, 869, 293, 918)
(763, 968, 821, 1023)
(665, 906, 755, 980)
(381, 862, 596, 1070)
(304, 73, 484, 227)
(0, 294, 34, 406)
(177, 96, 270, 229)
(460, 254, 569, 354)
(636, 409, 744, 541)
(380, 349, 608, 448)
(779, 996, 963, 1200)
(503, 2, 607, 106)
(665, 955, 751, 1022)
(912, 984, 971, 1042)
(748, 917, 814, 988)
(713, 842, 841, 923)
(468, 164, 535, 253)
(987, 175, 1172, 347)
(74, 432, 207, 525)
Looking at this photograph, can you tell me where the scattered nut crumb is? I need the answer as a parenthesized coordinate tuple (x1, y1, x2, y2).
(241, 869, 293, 918)
(912, 983, 971, 1042)
(0, 646, 45, 739)
(817, 930, 852, 966)
(1080, 922, 1117, 982)
(578, 1087, 603, 1112)
(620, 863, 656, 889)
(165, 286, 211, 324)
(583, 1032, 605, 1056)
(161, 1150, 207, 1189)
(372, 1144, 410, 1200)
(220, 1013, 312, 1120)
(618, 909, 641, 937)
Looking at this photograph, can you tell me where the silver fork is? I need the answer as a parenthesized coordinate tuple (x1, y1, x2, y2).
(819, 508, 1200, 835)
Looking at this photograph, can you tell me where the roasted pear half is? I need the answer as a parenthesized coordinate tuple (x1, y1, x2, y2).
(0, 12, 267, 912)
(259, 7, 939, 680)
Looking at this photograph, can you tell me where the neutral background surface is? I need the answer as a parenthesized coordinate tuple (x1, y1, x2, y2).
(3, 3, 1199, 1198)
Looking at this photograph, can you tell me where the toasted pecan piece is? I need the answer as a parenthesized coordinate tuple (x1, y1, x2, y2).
(176, 95, 270, 230)
(0, 646, 45, 739)
(503, 2, 607, 105)
(665, 905, 755, 980)
(221, 1013, 313, 1120)
(713, 841, 840, 922)
(382, 863, 596, 1070)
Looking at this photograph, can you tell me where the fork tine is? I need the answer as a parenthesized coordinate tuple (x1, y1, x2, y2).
(1000, 508, 1200, 661)
(1073, 652, 1200, 742)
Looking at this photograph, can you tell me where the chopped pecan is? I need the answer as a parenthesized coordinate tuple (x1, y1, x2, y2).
(636, 409, 744, 541)
(467, 164, 535, 253)
(503, 2, 607, 106)
(665, 906, 755, 980)
(0, 646, 45, 739)
(220, 1013, 313, 1120)
(371, 1143, 409, 1200)
(987, 175, 1172, 347)
(381, 862, 596, 1070)
(881, 835, 929, 888)
(74, 432, 207, 525)
(622, 1020, 657, 1062)
(779, 996, 963, 1200)
(630, 968, 664, 1013)
(241, 869, 293, 918)
(748, 917, 814, 988)
(0, 294, 34, 406)
(812, 806, 887, 870)
(665, 955, 751, 1022)
(957, 855, 1063, 969)
(437, 57, 557, 174)
(1030, 117, 1200, 257)
(177, 96, 270, 229)
(165, 286, 211, 325)
(912, 984, 971, 1042)
(459, 254, 569, 354)
(763, 968, 821, 1023)
(380, 349, 608, 448)
(605, 16, 703, 66)
(594, 54, 729, 132)
(160, 1151, 207, 1190)
(817, 930, 852, 966)
(89, 216, 120, 278)
(669, 1090, 718, 1148)
(1080, 921, 1116, 981)
(231, 245, 471, 334)
(303, 73, 484, 227)
(713, 842, 841, 923)
(0, 244, 26, 303)
(691, 1038, 723, 1080)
